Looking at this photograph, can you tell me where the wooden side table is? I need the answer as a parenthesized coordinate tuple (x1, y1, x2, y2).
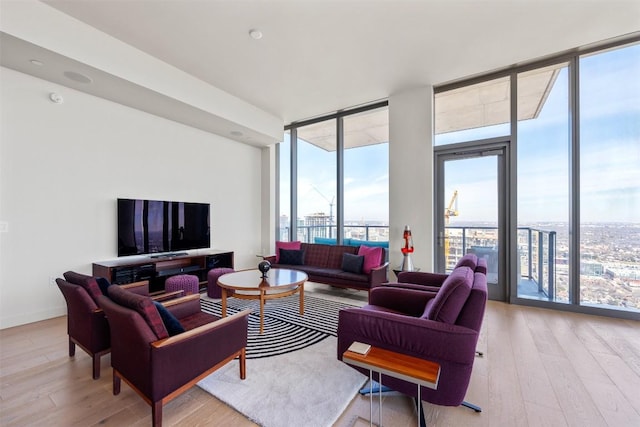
(343, 345, 440, 427)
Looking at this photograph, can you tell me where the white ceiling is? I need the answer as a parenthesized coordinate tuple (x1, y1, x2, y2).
(3, 0, 640, 143)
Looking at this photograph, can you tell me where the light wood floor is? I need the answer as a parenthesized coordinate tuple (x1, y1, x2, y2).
(1, 285, 639, 426)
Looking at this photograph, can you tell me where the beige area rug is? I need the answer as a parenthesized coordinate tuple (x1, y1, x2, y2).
(198, 336, 367, 427)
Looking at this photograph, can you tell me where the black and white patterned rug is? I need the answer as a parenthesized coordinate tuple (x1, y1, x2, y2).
(200, 294, 357, 359)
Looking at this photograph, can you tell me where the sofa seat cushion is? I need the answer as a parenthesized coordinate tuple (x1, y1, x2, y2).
(362, 304, 405, 316)
(309, 268, 369, 283)
(179, 312, 219, 331)
(423, 266, 473, 324)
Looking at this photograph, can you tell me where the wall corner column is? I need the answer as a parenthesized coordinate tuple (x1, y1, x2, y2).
(261, 144, 276, 257)
(389, 86, 435, 272)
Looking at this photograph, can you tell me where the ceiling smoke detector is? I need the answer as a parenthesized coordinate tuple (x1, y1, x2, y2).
(249, 29, 263, 40)
(49, 93, 64, 104)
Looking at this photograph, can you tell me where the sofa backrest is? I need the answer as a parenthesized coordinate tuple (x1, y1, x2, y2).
(300, 243, 358, 268)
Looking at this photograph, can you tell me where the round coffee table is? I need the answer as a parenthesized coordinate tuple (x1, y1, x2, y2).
(217, 268, 308, 334)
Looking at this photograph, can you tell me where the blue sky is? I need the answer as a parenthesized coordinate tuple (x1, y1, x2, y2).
(282, 42, 639, 225)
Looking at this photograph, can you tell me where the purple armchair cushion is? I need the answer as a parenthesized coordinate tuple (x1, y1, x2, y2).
(279, 248, 305, 265)
(341, 253, 364, 274)
(63, 271, 103, 305)
(357, 245, 383, 274)
(107, 285, 169, 340)
(423, 266, 473, 324)
(275, 241, 301, 263)
(153, 301, 185, 336)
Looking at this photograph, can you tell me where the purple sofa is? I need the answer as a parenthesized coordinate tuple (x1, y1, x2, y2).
(337, 254, 488, 408)
(265, 242, 388, 293)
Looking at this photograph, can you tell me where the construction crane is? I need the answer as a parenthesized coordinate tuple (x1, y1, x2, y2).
(444, 190, 459, 267)
(310, 184, 335, 237)
(445, 190, 459, 225)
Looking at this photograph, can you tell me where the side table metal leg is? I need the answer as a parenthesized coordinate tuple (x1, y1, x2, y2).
(369, 370, 373, 427)
(416, 386, 426, 427)
(378, 376, 382, 426)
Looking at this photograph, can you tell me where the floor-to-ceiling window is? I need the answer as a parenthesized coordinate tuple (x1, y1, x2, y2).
(277, 103, 389, 246)
(296, 119, 337, 243)
(434, 39, 639, 318)
(517, 63, 570, 304)
(343, 107, 389, 245)
(578, 44, 640, 312)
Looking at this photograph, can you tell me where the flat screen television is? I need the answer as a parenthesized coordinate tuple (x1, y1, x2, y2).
(117, 198, 210, 257)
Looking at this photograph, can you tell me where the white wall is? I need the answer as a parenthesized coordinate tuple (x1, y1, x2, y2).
(0, 68, 265, 329)
(389, 86, 434, 272)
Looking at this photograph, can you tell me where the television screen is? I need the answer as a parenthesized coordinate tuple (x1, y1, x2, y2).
(117, 198, 210, 257)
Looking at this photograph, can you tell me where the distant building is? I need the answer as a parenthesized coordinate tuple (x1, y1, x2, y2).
(581, 261, 604, 276)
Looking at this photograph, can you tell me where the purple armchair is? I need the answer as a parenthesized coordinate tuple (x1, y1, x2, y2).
(392, 253, 486, 292)
(98, 285, 250, 427)
(56, 271, 152, 379)
(337, 258, 488, 411)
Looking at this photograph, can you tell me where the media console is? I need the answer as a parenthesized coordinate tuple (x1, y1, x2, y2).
(93, 250, 234, 293)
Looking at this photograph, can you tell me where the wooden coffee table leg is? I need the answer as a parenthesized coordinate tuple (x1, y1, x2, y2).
(221, 289, 227, 318)
(299, 283, 305, 315)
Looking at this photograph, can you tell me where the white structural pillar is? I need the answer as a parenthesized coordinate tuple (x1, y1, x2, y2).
(389, 86, 435, 273)
(261, 144, 277, 257)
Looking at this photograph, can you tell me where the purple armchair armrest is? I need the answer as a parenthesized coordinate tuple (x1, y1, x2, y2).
(367, 286, 437, 317)
(396, 271, 449, 287)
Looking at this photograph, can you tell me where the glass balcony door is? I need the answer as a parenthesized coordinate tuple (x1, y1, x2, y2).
(435, 141, 510, 301)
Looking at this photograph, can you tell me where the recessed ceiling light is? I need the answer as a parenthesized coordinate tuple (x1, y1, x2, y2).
(63, 70, 93, 84)
(249, 29, 263, 40)
(29, 59, 44, 66)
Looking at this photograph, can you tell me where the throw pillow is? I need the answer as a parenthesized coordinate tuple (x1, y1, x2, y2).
(95, 277, 111, 296)
(63, 271, 103, 304)
(279, 248, 305, 265)
(341, 253, 364, 274)
(275, 241, 301, 263)
(357, 245, 383, 274)
(153, 301, 185, 336)
(107, 285, 169, 340)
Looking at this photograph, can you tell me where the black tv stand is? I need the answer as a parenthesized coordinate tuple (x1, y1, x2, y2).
(93, 250, 234, 293)
(149, 252, 188, 259)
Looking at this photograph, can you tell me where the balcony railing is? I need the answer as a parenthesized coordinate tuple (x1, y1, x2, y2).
(279, 224, 389, 246)
(278, 224, 557, 300)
